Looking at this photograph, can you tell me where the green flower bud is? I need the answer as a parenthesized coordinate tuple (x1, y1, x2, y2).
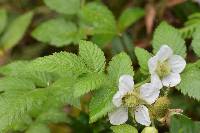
(141, 127, 158, 133)
(156, 61, 171, 78)
(153, 97, 170, 118)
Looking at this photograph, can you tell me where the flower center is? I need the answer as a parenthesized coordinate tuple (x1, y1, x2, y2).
(123, 92, 140, 107)
(156, 60, 171, 78)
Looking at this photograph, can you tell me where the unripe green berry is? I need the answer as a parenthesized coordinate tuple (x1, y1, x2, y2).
(141, 127, 158, 133)
(153, 97, 170, 118)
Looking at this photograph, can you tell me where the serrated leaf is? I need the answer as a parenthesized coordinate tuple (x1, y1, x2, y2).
(170, 114, 200, 133)
(44, 0, 80, 15)
(47, 78, 80, 109)
(79, 40, 105, 73)
(135, 47, 152, 74)
(73, 73, 105, 97)
(107, 52, 134, 85)
(0, 89, 48, 132)
(0, 11, 33, 50)
(118, 8, 144, 32)
(0, 61, 56, 87)
(111, 124, 138, 133)
(26, 123, 50, 133)
(177, 64, 200, 101)
(191, 26, 200, 57)
(0, 9, 7, 34)
(152, 22, 186, 57)
(32, 19, 77, 47)
(0, 77, 35, 91)
(89, 86, 115, 123)
(36, 109, 70, 124)
(80, 2, 117, 35)
(91, 34, 114, 48)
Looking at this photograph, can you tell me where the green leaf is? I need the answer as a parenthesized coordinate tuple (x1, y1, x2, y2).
(47, 78, 80, 109)
(73, 73, 105, 97)
(0, 77, 35, 91)
(177, 63, 200, 101)
(32, 19, 77, 47)
(0, 9, 7, 34)
(191, 26, 200, 57)
(152, 22, 186, 57)
(0, 89, 48, 132)
(0, 61, 56, 87)
(26, 123, 50, 133)
(135, 47, 152, 74)
(36, 109, 70, 124)
(80, 2, 117, 35)
(79, 40, 105, 73)
(43, 0, 80, 15)
(111, 124, 138, 133)
(89, 86, 115, 123)
(0, 11, 33, 50)
(118, 8, 144, 32)
(170, 114, 200, 133)
(91, 34, 114, 48)
(107, 52, 134, 85)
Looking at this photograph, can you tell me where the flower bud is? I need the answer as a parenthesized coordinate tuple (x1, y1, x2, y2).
(141, 127, 158, 133)
(153, 97, 170, 118)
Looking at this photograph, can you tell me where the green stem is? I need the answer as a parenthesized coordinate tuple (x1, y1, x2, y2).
(134, 77, 150, 88)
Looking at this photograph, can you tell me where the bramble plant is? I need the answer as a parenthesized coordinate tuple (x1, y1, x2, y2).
(1, 0, 200, 133)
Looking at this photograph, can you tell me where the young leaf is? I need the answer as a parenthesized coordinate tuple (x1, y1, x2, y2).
(107, 52, 134, 85)
(43, 0, 80, 15)
(32, 19, 77, 47)
(191, 26, 200, 57)
(111, 124, 138, 133)
(73, 73, 105, 97)
(80, 2, 117, 35)
(79, 40, 105, 73)
(89, 86, 115, 123)
(177, 63, 200, 101)
(135, 47, 152, 74)
(0, 9, 7, 34)
(152, 22, 186, 57)
(0, 11, 33, 50)
(170, 114, 200, 133)
(118, 8, 144, 32)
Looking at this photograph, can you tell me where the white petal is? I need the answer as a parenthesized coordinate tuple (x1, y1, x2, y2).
(148, 56, 158, 74)
(134, 105, 151, 126)
(156, 45, 173, 61)
(151, 74, 163, 89)
(108, 107, 128, 125)
(112, 91, 123, 107)
(162, 73, 181, 87)
(118, 75, 134, 94)
(169, 55, 186, 73)
(140, 83, 160, 104)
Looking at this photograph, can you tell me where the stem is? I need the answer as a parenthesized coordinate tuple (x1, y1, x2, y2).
(134, 77, 150, 88)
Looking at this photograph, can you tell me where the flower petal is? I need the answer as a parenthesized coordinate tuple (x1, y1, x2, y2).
(134, 105, 151, 126)
(112, 91, 123, 107)
(162, 73, 181, 87)
(148, 56, 158, 74)
(118, 75, 134, 94)
(151, 74, 163, 89)
(169, 55, 186, 73)
(156, 45, 173, 61)
(140, 83, 160, 104)
(108, 107, 128, 125)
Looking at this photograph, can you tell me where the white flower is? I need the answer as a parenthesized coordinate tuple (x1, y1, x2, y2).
(148, 45, 186, 88)
(108, 75, 160, 126)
